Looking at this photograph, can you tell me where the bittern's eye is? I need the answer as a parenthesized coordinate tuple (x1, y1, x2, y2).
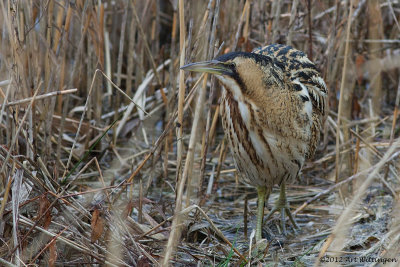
(228, 62, 236, 69)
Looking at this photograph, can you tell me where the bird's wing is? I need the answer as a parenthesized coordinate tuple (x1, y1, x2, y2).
(252, 44, 328, 118)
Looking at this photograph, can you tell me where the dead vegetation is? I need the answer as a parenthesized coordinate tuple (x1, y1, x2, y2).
(0, 0, 399, 266)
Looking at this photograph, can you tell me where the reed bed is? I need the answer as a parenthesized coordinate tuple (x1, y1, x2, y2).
(0, 1, 399, 266)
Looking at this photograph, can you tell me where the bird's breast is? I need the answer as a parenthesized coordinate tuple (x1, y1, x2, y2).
(220, 86, 309, 187)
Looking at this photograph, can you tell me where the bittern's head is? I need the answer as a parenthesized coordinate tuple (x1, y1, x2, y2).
(181, 52, 285, 100)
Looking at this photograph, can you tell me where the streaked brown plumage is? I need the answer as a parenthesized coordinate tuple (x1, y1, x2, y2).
(182, 44, 328, 241)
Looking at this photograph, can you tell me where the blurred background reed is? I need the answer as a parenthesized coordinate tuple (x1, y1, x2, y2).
(0, 0, 399, 266)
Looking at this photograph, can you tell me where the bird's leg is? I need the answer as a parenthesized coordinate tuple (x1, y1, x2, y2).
(264, 182, 299, 235)
(256, 186, 267, 242)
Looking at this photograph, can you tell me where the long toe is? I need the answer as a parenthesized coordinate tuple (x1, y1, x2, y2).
(285, 206, 299, 230)
(263, 202, 300, 235)
(264, 206, 279, 222)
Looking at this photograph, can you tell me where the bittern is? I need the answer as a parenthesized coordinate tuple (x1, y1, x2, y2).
(181, 44, 327, 241)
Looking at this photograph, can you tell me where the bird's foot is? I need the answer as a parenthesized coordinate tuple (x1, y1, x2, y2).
(264, 183, 299, 235)
(264, 203, 299, 235)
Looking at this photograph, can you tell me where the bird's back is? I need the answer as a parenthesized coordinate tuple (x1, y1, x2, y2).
(252, 44, 328, 158)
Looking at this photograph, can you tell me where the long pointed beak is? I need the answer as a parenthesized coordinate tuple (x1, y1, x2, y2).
(180, 60, 232, 76)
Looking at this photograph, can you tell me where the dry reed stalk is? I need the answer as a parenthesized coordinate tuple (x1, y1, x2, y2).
(0, 0, 28, 163)
(41, 2, 61, 164)
(213, 137, 227, 192)
(184, 75, 207, 205)
(198, 99, 212, 200)
(93, 157, 111, 203)
(207, 105, 220, 145)
(196, 0, 221, 203)
(356, 1, 384, 185)
(334, 0, 355, 185)
(338, 20, 357, 195)
(92, 4, 105, 129)
(286, 0, 299, 46)
(0, 84, 40, 177)
(0, 81, 12, 122)
(56, 3, 73, 169)
(306, 0, 313, 60)
(132, 3, 162, 86)
(55, 2, 68, 115)
(104, 31, 112, 101)
(0, 89, 77, 108)
(115, 2, 127, 90)
(163, 0, 179, 187)
(11, 169, 22, 263)
(124, 7, 137, 196)
(98, 3, 105, 66)
(352, 126, 360, 175)
(162, 0, 186, 264)
(184, 0, 212, 63)
(52, 2, 64, 53)
(382, 76, 400, 183)
(44, 0, 54, 94)
(272, 0, 282, 44)
(233, 0, 250, 50)
(126, 3, 137, 103)
(367, 0, 383, 116)
(243, 0, 251, 44)
(62, 69, 99, 179)
(188, 1, 213, 197)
